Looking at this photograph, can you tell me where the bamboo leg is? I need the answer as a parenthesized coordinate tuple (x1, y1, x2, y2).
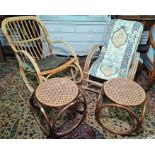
(147, 69, 155, 89)
(51, 93, 87, 138)
(139, 96, 148, 126)
(19, 66, 34, 93)
(95, 103, 140, 136)
(30, 93, 52, 135)
(73, 62, 83, 84)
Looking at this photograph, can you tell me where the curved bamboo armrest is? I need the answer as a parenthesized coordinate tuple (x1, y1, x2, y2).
(128, 52, 140, 80)
(83, 44, 101, 76)
(50, 40, 79, 63)
(16, 50, 41, 75)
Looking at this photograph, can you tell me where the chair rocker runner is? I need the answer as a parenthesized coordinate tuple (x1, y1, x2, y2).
(83, 19, 144, 93)
(2, 16, 83, 93)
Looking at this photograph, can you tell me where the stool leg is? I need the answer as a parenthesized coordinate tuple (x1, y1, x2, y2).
(30, 95, 52, 136)
(70, 86, 87, 114)
(137, 97, 148, 130)
(95, 103, 140, 136)
(51, 95, 87, 138)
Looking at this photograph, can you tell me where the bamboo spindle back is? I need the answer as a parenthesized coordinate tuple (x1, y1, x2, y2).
(2, 16, 52, 62)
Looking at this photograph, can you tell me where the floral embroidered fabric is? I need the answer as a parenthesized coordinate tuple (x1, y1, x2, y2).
(89, 19, 143, 80)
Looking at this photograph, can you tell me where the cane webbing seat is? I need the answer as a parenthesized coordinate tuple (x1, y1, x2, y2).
(35, 78, 79, 107)
(104, 78, 146, 106)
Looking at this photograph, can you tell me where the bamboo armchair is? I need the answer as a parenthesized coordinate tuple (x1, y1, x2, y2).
(83, 19, 143, 93)
(2, 16, 83, 93)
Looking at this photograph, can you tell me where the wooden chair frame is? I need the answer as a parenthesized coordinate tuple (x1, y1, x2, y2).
(145, 23, 155, 89)
(2, 16, 83, 93)
(83, 44, 140, 93)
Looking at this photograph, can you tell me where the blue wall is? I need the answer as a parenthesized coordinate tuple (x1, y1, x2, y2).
(38, 15, 111, 56)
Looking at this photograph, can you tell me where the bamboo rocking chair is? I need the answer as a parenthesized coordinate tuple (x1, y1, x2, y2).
(2, 16, 83, 93)
(83, 19, 144, 93)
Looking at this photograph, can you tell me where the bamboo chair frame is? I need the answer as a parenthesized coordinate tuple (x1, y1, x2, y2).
(145, 23, 155, 89)
(2, 16, 83, 93)
(83, 45, 140, 93)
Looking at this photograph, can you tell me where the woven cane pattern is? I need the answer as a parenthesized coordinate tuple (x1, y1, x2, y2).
(35, 78, 78, 107)
(104, 78, 146, 106)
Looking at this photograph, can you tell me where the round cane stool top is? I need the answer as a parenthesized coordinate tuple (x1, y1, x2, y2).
(104, 78, 146, 106)
(35, 78, 79, 107)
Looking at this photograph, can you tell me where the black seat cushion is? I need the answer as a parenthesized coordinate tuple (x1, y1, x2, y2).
(23, 55, 70, 72)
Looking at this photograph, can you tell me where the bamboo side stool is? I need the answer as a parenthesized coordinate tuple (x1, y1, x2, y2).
(95, 78, 147, 135)
(30, 78, 87, 138)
